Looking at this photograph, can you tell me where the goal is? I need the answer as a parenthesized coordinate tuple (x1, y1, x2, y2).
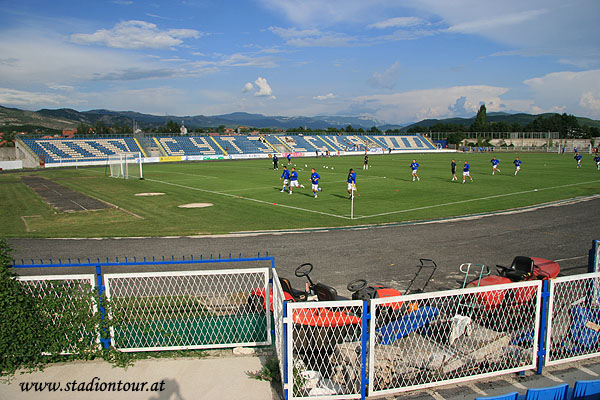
(106, 152, 144, 180)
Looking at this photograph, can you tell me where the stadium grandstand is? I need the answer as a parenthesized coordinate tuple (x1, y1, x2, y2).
(16, 134, 437, 166)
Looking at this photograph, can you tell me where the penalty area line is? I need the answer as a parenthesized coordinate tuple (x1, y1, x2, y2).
(355, 179, 600, 220)
(144, 177, 352, 220)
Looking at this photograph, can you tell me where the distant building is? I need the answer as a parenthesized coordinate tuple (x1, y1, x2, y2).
(62, 129, 76, 138)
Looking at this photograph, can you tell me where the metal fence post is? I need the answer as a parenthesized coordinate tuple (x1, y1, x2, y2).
(537, 279, 550, 374)
(361, 300, 369, 400)
(283, 301, 289, 400)
(95, 265, 110, 350)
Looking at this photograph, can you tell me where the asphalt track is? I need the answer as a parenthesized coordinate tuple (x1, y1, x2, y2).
(6, 195, 600, 400)
(8, 195, 599, 294)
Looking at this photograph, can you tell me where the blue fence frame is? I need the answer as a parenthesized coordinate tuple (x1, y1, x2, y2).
(13, 252, 276, 349)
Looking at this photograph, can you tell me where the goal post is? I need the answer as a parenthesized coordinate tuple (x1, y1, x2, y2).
(106, 152, 144, 180)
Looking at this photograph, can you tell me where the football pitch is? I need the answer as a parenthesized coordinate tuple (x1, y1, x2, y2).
(1, 152, 599, 238)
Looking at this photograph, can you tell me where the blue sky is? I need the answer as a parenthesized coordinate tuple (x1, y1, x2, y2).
(0, 0, 599, 125)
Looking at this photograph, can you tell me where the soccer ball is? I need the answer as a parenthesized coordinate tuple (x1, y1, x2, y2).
(331, 167, 334, 170)
(305, 164, 307, 167)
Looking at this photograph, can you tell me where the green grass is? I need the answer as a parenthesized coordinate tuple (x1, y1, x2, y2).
(1, 152, 599, 238)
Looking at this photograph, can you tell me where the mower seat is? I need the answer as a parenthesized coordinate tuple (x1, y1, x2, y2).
(279, 277, 307, 301)
(505, 256, 534, 282)
(313, 283, 338, 301)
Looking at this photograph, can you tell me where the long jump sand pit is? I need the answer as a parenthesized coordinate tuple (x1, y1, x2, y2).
(178, 203, 214, 208)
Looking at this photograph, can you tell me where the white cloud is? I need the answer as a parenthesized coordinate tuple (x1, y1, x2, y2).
(70, 20, 200, 50)
(580, 92, 600, 115)
(260, 0, 377, 26)
(269, 26, 355, 47)
(368, 61, 401, 89)
(446, 9, 548, 34)
(242, 82, 253, 92)
(254, 77, 275, 98)
(523, 69, 600, 118)
(314, 93, 336, 100)
(368, 17, 426, 29)
(0, 88, 74, 107)
(354, 85, 513, 123)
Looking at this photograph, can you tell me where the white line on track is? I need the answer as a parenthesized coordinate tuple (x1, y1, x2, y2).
(554, 255, 587, 262)
(144, 177, 352, 220)
(577, 365, 599, 377)
(354, 179, 600, 219)
(466, 383, 488, 396)
(503, 376, 528, 390)
(543, 372, 564, 383)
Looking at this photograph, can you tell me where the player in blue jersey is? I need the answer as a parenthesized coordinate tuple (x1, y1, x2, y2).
(272, 154, 278, 170)
(287, 153, 292, 165)
(462, 161, 473, 183)
(594, 154, 600, 170)
(513, 157, 522, 175)
(310, 168, 321, 198)
(288, 167, 304, 195)
(410, 160, 420, 181)
(347, 168, 357, 198)
(280, 166, 290, 192)
(451, 159, 457, 181)
(490, 156, 500, 175)
(574, 153, 582, 168)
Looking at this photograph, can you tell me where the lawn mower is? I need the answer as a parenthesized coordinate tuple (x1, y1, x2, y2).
(466, 256, 560, 311)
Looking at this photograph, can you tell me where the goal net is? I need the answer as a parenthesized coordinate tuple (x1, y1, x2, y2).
(106, 152, 144, 180)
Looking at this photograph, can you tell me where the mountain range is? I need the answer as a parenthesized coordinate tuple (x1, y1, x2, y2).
(1, 105, 599, 132)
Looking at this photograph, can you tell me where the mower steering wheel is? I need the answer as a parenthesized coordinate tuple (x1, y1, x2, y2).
(295, 263, 314, 277)
(496, 264, 511, 274)
(347, 279, 367, 292)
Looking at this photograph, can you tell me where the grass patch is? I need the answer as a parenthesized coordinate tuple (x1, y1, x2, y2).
(1, 152, 599, 237)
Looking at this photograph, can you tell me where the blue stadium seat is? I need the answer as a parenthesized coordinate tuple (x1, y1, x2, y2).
(22, 138, 144, 163)
(474, 391, 518, 400)
(573, 379, 600, 400)
(525, 383, 568, 400)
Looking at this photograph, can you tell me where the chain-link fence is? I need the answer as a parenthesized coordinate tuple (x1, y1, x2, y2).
(286, 300, 365, 399)
(546, 272, 600, 366)
(104, 268, 271, 351)
(272, 269, 287, 394)
(368, 281, 541, 397)
(17, 274, 99, 354)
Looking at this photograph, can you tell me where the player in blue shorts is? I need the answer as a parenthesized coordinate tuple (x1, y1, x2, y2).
(594, 154, 600, 170)
(347, 168, 357, 199)
(288, 167, 304, 195)
(462, 161, 473, 183)
(574, 153, 582, 168)
(287, 153, 292, 165)
(513, 157, 522, 175)
(310, 168, 321, 198)
(490, 156, 500, 175)
(410, 160, 420, 181)
(280, 165, 290, 192)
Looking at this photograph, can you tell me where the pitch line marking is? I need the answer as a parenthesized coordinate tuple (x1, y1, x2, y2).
(144, 177, 352, 220)
(355, 179, 600, 220)
(151, 170, 218, 179)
